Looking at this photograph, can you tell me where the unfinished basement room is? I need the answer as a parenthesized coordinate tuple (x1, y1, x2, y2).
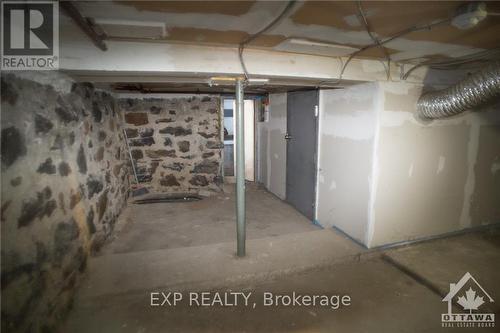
(1, 1, 500, 332)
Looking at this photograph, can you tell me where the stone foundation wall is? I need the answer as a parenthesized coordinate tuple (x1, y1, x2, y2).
(119, 95, 223, 193)
(1, 72, 129, 332)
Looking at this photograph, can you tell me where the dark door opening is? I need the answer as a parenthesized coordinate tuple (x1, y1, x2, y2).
(286, 90, 319, 220)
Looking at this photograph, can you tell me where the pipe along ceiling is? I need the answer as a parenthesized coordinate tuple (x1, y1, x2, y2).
(417, 61, 500, 119)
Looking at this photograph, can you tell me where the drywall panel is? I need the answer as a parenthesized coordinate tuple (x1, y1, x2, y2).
(256, 123, 268, 185)
(60, 15, 434, 84)
(470, 124, 500, 226)
(369, 82, 500, 247)
(371, 122, 470, 246)
(316, 83, 378, 244)
(311, 80, 498, 248)
(257, 93, 287, 199)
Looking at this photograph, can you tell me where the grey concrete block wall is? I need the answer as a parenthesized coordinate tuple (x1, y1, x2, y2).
(119, 95, 223, 194)
(0, 72, 130, 332)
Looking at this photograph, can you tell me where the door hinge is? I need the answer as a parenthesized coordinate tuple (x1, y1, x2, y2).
(314, 105, 319, 117)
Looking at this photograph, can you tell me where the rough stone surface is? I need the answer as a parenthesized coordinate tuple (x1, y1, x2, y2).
(58, 162, 71, 176)
(125, 112, 148, 126)
(69, 132, 75, 145)
(120, 95, 223, 194)
(206, 141, 224, 149)
(95, 147, 105, 162)
(198, 131, 216, 139)
(156, 118, 175, 123)
(163, 137, 172, 146)
(129, 137, 154, 146)
(98, 131, 107, 142)
(202, 152, 215, 158)
(1, 76, 19, 105)
(177, 141, 190, 153)
(192, 160, 219, 174)
(131, 150, 143, 160)
(150, 106, 162, 114)
(55, 102, 79, 124)
(1, 126, 27, 167)
(160, 174, 181, 187)
(37, 158, 57, 174)
(18, 187, 57, 227)
(0, 73, 130, 333)
(86, 207, 96, 234)
(69, 188, 82, 209)
(10, 176, 22, 187)
(87, 176, 104, 199)
(189, 175, 209, 186)
(77, 145, 87, 174)
(124, 128, 138, 138)
(163, 162, 184, 172)
(34, 114, 54, 134)
(92, 102, 102, 123)
(145, 149, 176, 158)
(53, 219, 79, 263)
(159, 126, 192, 136)
(140, 128, 154, 137)
(97, 190, 109, 222)
(51, 134, 64, 150)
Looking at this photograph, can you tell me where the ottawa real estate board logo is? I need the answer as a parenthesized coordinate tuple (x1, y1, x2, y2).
(1, 1, 59, 70)
(442, 272, 495, 328)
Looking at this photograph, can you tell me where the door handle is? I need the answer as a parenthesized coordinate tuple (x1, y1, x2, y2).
(285, 133, 293, 140)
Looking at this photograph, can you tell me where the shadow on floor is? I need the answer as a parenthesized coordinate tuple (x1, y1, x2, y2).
(63, 185, 500, 332)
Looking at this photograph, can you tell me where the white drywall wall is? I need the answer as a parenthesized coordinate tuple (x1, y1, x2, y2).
(257, 93, 287, 199)
(367, 81, 500, 247)
(316, 84, 378, 244)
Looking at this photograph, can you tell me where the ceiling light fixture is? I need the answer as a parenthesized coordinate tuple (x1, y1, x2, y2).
(274, 38, 359, 57)
(207, 77, 269, 86)
(247, 78, 269, 83)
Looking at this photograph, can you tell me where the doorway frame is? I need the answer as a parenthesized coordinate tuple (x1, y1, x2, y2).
(285, 89, 320, 222)
(221, 96, 257, 183)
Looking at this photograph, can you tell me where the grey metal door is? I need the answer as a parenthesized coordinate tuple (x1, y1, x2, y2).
(286, 90, 318, 220)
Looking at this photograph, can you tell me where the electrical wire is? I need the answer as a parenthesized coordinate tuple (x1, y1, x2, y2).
(237, 1, 497, 86)
(319, 15, 453, 86)
(357, 1, 391, 80)
(238, 0, 297, 81)
(317, 57, 344, 86)
(402, 48, 500, 79)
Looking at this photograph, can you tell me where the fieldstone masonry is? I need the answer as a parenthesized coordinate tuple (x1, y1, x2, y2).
(0, 72, 129, 332)
(119, 96, 223, 193)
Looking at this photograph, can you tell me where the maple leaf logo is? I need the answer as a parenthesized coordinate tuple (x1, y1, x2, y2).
(457, 287, 485, 313)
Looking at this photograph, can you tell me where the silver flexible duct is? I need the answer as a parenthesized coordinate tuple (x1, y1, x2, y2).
(417, 62, 500, 119)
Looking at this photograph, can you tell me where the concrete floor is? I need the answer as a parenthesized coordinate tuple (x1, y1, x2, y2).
(64, 185, 500, 332)
(105, 183, 319, 254)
